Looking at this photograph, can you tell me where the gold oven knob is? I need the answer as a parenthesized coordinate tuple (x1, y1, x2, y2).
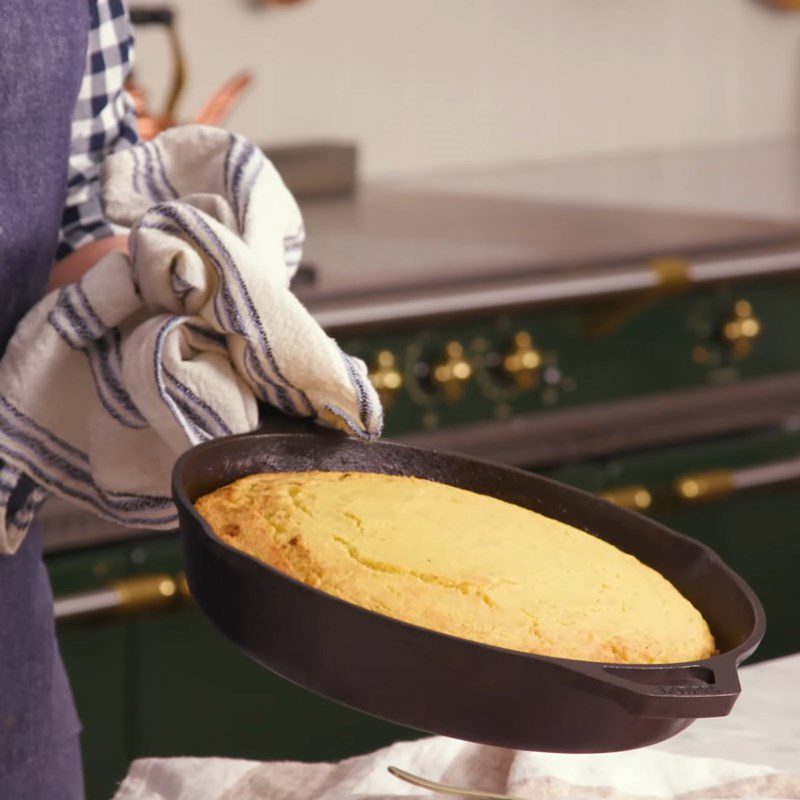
(431, 341, 472, 401)
(502, 331, 542, 390)
(720, 300, 761, 358)
(368, 350, 403, 406)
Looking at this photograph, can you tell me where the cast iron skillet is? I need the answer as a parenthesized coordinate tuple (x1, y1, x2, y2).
(172, 419, 765, 754)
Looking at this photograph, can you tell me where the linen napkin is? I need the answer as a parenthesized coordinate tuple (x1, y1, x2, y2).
(112, 735, 800, 800)
(0, 125, 382, 554)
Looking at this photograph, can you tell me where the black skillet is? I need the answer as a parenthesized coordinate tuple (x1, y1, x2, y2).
(172, 416, 765, 754)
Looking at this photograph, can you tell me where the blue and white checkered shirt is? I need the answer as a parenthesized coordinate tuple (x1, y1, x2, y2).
(57, 0, 139, 260)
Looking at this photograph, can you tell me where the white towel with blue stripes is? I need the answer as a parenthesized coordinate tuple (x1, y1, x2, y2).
(0, 125, 382, 554)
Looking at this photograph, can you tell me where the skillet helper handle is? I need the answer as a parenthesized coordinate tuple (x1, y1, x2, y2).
(587, 659, 742, 719)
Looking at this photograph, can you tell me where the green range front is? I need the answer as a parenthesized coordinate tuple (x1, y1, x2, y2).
(340, 278, 800, 437)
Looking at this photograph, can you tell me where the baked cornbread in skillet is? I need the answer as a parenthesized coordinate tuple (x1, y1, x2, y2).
(195, 471, 715, 664)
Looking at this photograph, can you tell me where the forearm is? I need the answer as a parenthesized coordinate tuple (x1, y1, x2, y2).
(47, 235, 128, 292)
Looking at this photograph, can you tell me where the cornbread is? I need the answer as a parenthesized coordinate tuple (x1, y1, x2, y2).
(195, 471, 715, 664)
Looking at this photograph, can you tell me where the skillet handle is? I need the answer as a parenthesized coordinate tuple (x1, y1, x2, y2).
(587, 658, 742, 719)
(256, 404, 343, 437)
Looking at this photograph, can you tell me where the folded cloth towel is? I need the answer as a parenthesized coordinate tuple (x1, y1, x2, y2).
(112, 736, 800, 800)
(0, 125, 382, 554)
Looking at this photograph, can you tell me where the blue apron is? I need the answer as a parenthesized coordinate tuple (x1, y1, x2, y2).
(0, 0, 88, 796)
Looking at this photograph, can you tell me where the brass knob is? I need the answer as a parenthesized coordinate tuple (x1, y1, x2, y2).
(368, 350, 403, 406)
(501, 331, 542, 390)
(431, 341, 472, 401)
(599, 485, 653, 512)
(721, 300, 761, 358)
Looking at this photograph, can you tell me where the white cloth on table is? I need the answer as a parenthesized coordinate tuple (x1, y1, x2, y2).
(0, 124, 381, 554)
(112, 734, 800, 800)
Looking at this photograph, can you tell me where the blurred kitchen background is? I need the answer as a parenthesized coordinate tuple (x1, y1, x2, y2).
(48, 2, 800, 798)
(135, 0, 800, 177)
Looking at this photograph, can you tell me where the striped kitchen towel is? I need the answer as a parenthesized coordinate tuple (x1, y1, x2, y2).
(0, 125, 382, 554)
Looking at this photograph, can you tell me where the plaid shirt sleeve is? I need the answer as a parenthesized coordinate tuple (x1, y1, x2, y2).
(57, 0, 140, 260)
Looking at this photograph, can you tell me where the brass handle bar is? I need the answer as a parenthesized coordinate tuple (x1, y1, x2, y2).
(54, 573, 189, 623)
(601, 455, 800, 511)
(675, 456, 800, 503)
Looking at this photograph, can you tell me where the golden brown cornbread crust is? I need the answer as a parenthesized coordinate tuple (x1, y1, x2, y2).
(195, 471, 715, 664)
